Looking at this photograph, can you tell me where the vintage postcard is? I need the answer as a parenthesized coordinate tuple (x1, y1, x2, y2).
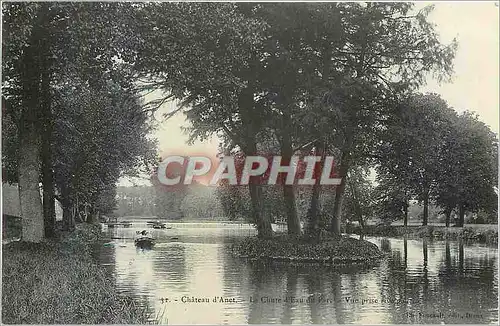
(2, 1, 498, 325)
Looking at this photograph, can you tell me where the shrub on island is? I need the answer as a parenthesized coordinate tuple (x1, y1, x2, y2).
(229, 235, 383, 265)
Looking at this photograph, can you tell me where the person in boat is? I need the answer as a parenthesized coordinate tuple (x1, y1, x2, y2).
(137, 230, 149, 236)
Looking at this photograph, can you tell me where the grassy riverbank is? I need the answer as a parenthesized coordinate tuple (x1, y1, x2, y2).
(2, 224, 156, 324)
(230, 235, 383, 265)
(346, 224, 498, 243)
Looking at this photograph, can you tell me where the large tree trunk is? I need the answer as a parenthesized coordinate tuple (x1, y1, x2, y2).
(306, 186, 321, 235)
(422, 190, 429, 226)
(18, 123, 45, 243)
(61, 189, 75, 231)
(330, 177, 346, 235)
(238, 86, 273, 238)
(41, 75, 55, 237)
(403, 201, 408, 227)
(457, 204, 465, 227)
(328, 29, 364, 237)
(248, 182, 272, 238)
(17, 2, 61, 242)
(306, 140, 324, 237)
(329, 148, 351, 236)
(444, 207, 452, 227)
(62, 202, 75, 231)
(283, 185, 300, 235)
(41, 154, 55, 237)
(18, 15, 46, 243)
(245, 140, 273, 238)
(350, 176, 365, 229)
(280, 133, 301, 236)
(86, 206, 98, 224)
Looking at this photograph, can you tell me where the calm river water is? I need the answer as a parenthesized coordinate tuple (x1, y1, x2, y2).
(97, 222, 498, 324)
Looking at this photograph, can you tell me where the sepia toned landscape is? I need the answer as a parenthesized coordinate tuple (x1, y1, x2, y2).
(2, 2, 498, 325)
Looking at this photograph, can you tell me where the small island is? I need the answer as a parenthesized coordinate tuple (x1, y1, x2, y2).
(230, 234, 383, 265)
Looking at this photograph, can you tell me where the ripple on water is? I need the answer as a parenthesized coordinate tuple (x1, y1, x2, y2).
(98, 225, 498, 324)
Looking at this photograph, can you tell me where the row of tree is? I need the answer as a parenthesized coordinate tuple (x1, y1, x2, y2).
(113, 183, 224, 220)
(215, 96, 498, 230)
(375, 94, 497, 227)
(3, 3, 496, 242)
(174, 3, 496, 235)
(128, 2, 467, 238)
(2, 3, 156, 242)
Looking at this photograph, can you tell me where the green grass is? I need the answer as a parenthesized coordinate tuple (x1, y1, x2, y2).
(230, 235, 383, 265)
(2, 224, 158, 324)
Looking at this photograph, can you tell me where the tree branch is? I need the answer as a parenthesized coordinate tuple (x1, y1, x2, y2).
(293, 138, 319, 153)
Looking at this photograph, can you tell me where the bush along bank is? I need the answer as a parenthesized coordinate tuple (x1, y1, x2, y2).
(2, 224, 157, 324)
(345, 224, 498, 243)
(229, 235, 384, 266)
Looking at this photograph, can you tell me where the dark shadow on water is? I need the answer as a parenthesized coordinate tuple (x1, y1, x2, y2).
(380, 238, 391, 253)
(96, 227, 498, 324)
(280, 269, 298, 324)
(152, 244, 187, 286)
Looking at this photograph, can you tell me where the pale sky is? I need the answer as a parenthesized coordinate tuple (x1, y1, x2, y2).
(121, 2, 499, 186)
(418, 2, 499, 134)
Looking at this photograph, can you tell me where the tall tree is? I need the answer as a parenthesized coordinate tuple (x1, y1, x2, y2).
(342, 166, 375, 232)
(125, 3, 275, 237)
(53, 77, 156, 229)
(373, 171, 411, 226)
(434, 111, 498, 227)
(377, 93, 457, 226)
(3, 3, 51, 241)
(244, 3, 345, 236)
(3, 2, 155, 239)
(321, 3, 457, 234)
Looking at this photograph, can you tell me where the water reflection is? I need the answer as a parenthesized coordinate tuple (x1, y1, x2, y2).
(97, 223, 498, 324)
(152, 244, 187, 291)
(380, 238, 391, 253)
